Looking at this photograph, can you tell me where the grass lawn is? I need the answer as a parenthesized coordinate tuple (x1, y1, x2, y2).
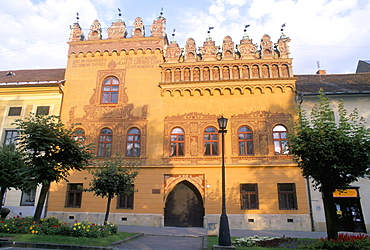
(0, 232, 138, 247)
(207, 236, 310, 250)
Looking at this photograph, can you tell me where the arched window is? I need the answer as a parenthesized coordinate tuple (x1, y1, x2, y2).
(98, 128, 112, 157)
(101, 77, 119, 104)
(273, 125, 289, 155)
(73, 129, 85, 147)
(170, 127, 184, 156)
(126, 128, 140, 157)
(204, 127, 218, 156)
(238, 126, 253, 155)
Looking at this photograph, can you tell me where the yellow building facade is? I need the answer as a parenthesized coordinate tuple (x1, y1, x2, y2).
(47, 14, 310, 231)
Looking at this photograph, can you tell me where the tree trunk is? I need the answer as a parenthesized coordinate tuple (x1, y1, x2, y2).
(33, 183, 50, 223)
(322, 187, 338, 239)
(104, 196, 111, 225)
(0, 187, 6, 211)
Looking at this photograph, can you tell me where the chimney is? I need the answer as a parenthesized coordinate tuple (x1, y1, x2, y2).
(316, 70, 326, 75)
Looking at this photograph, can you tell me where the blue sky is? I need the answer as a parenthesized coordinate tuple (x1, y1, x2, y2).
(1, 0, 370, 74)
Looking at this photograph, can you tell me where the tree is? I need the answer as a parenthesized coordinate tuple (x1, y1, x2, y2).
(0, 143, 26, 211)
(14, 114, 94, 223)
(86, 158, 140, 224)
(289, 90, 370, 239)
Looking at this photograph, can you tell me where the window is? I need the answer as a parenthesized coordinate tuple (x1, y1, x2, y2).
(126, 128, 140, 157)
(240, 184, 259, 210)
(73, 129, 85, 147)
(278, 183, 298, 210)
(170, 127, 184, 156)
(101, 77, 119, 104)
(273, 125, 289, 155)
(36, 106, 50, 116)
(117, 186, 134, 209)
(20, 187, 36, 206)
(98, 128, 113, 157)
(8, 107, 22, 116)
(3, 130, 18, 146)
(204, 127, 218, 156)
(65, 183, 83, 208)
(238, 126, 253, 155)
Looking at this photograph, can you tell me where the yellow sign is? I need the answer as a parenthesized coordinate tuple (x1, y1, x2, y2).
(333, 189, 358, 198)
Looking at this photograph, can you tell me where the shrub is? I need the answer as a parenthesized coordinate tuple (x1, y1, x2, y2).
(0, 216, 118, 238)
(303, 233, 370, 250)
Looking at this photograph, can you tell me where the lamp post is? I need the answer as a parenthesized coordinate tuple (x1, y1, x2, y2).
(217, 116, 231, 246)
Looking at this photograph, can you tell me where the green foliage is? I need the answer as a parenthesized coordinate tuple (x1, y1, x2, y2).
(13, 114, 95, 222)
(14, 114, 95, 186)
(289, 90, 370, 192)
(0, 216, 117, 238)
(87, 158, 140, 200)
(302, 233, 370, 249)
(0, 143, 26, 208)
(86, 158, 140, 224)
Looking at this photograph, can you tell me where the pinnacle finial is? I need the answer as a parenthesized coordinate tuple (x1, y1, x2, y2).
(171, 28, 176, 43)
(118, 8, 122, 18)
(76, 12, 79, 23)
(243, 24, 250, 39)
(280, 23, 287, 38)
(207, 27, 214, 41)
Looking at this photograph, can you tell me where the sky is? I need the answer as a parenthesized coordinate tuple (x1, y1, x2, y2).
(1, 0, 370, 74)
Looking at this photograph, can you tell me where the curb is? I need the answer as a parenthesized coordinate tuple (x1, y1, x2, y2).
(111, 232, 144, 246)
(0, 241, 110, 249)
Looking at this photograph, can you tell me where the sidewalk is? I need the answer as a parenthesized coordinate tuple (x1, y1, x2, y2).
(115, 226, 369, 249)
(118, 225, 331, 238)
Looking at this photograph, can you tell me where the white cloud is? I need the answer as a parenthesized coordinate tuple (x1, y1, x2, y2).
(1, 0, 370, 74)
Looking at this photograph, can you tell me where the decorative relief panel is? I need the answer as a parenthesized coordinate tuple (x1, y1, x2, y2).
(159, 60, 294, 87)
(68, 69, 148, 161)
(88, 20, 102, 40)
(107, 19, 127, 39)
(164, 174, 205, 201)
(230, 111, 294, 165)
(163, 112, 220, 165)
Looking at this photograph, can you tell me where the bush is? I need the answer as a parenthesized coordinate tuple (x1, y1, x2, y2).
(303, 233, 370, 250)
(0, 216, 118, 238)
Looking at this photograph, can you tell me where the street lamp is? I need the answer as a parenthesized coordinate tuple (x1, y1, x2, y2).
(217, 116, 231, 246)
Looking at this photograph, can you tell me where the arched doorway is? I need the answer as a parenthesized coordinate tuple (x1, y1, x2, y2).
(164, 181, 204, 227)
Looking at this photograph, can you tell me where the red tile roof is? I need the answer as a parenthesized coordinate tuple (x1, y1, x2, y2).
(0, 69, 65, 84)
(295, 72, 370, 93)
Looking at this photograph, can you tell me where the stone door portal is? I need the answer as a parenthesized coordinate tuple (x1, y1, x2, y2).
(164, 181, 204, 227)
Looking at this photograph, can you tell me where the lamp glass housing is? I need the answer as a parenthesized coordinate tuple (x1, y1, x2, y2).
(218, 116, 228, 130)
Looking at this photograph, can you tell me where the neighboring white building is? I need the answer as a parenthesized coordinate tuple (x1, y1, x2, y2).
(0, 69, 64, 218)
(296, 70, 370, 233)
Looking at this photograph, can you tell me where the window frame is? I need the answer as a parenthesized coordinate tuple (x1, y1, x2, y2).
(278, 183, 298, 210)
(240, 183, 259, 210)
(36, 106, 50, 116)
(65, 183, 83, 208)
(170, 127, 185, 157)
(98, 128, 113, 157)
(204, 126, 219, 156)
(8, 107, 22, 116)
(126, 128, 141, 157)
(273, 125, 289, 155)
(3, 130, 18, 146)
(73, 128, 85, 147)
(116, 185, 134, 209)
(238, 126, 253, 155)
(20, 187, 36, 206)
(101, 77, 120, 104)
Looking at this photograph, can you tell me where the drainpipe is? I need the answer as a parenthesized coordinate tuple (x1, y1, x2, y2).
(297, 92, 315, 231)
